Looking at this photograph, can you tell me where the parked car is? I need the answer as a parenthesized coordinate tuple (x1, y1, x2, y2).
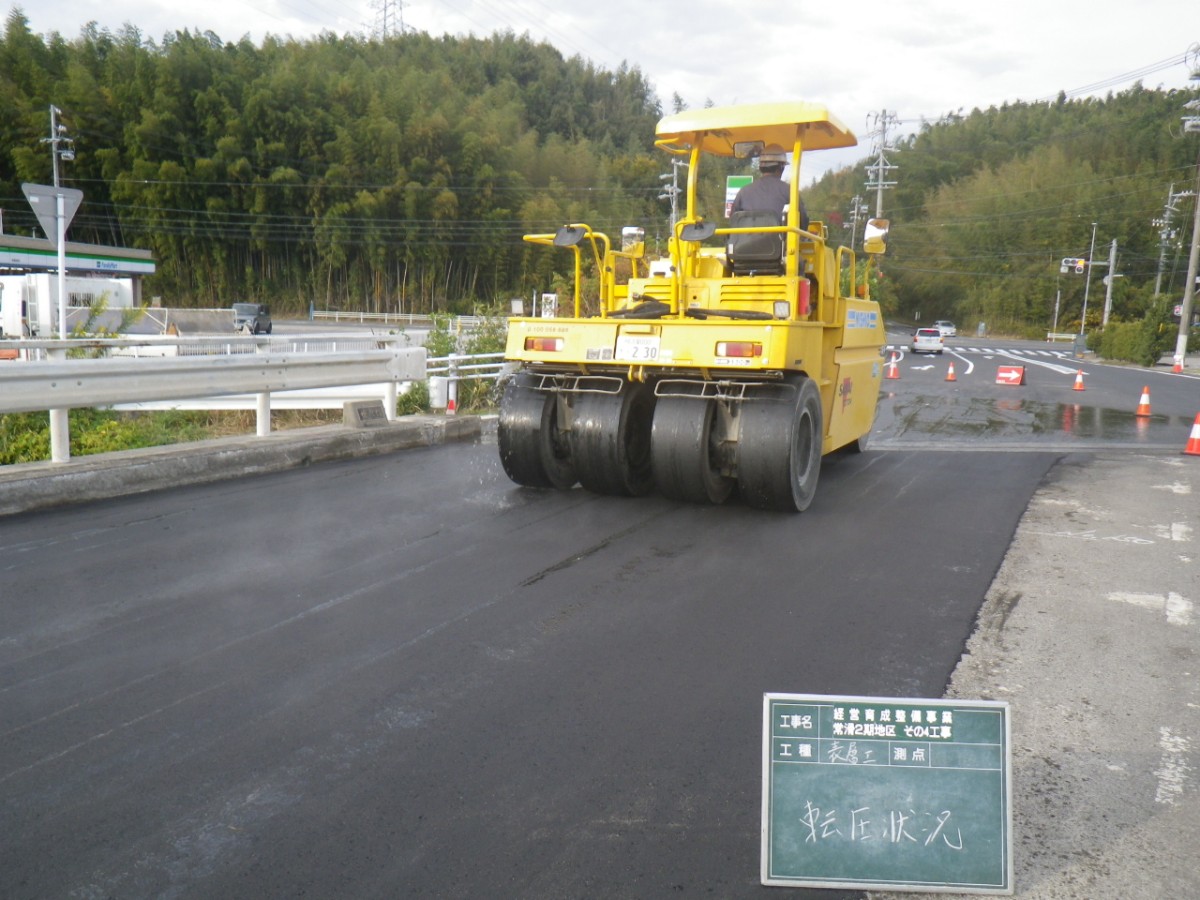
(911, 327, 944, 354)
(933, 319, 957, 337)
(233, 302, 272, 334)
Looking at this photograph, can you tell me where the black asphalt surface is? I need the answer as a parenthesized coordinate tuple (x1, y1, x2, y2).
(1, 438, 1059, 899)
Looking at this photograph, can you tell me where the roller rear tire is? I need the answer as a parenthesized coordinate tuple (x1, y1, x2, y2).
(569, 383, 656, 497)
(497, 375, 577, 489)
(737, 376, 823, 512)
(651, 397, 734, 504)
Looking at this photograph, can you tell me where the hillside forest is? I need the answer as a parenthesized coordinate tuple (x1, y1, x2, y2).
(2, 10, 1198, 344)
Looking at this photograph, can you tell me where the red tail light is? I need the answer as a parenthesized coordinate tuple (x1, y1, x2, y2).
(716, 341, 762, 357)
(524, 337, 564, 352)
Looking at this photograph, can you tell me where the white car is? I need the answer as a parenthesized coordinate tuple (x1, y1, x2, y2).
(911, 327, 944, 354)
(933, 320, 957, 337)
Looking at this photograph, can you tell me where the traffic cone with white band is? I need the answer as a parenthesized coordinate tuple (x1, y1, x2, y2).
(1185, 413, 1200, 456)
(1135, 386, 1151, 418)
(946, 361, 957, 382)
(1072, 370, 1086, 391)
(885, 352, 900, 380)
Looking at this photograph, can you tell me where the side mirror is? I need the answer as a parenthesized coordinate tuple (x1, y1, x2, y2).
(553, 226, 586, 247)
(863, 219, 889, 255)
(680, 221, 716, 242)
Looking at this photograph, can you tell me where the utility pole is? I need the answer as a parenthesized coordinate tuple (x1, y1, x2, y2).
(41, 104, 74, 189)
(845, 194, 868, 250)
(1080, 222, 1098, 335)
(1101, 239, 1120, 327)
(1173, 44, 1200, 371)
(864, 110, 899, 217)
(1152, 184, 1193, 296)
(658, 158, 687, 232)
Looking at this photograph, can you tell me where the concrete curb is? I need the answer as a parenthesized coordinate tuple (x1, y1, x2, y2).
(0, 414, 481, 517)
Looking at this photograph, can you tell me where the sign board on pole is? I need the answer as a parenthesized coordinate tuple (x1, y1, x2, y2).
(725, 175, 752, 218)
(762, 693, 1012, 893)
(21, 183, 83, 248)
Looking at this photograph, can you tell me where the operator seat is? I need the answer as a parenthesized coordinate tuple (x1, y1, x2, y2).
(725, 209, 785, 276)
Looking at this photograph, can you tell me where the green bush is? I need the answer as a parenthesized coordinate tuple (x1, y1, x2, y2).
(1091, 300, 1176, 367)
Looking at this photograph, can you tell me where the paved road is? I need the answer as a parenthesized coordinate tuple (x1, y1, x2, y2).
(2, 335, 1197, 897)
(878, 334, 1199, 450)
(0, 440, 1058, 898)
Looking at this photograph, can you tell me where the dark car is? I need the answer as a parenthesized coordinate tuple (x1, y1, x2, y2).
(233, 302, 272, 334)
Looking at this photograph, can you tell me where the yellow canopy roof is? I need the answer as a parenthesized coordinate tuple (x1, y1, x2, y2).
(655, 100, 857, 155)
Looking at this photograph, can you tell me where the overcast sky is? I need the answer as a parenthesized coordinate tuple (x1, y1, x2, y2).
(12, 1, 1199, 183)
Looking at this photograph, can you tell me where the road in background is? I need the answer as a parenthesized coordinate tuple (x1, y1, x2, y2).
(877, 333, 1199, 451)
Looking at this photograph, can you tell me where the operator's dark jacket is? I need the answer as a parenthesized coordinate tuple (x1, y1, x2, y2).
(731, 171, 790, 216)
(731, 172, 808, 228)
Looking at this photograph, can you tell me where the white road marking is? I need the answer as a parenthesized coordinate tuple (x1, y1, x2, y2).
(1107, 591, 1194, 626)
(1154, 727, 1191, 805)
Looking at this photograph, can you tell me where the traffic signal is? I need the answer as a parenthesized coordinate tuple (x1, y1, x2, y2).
(1060, 257, 1086, 274)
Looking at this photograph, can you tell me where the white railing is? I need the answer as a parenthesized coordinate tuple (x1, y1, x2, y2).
(0, 336, 511, 464)
(311, 310, 486, 329)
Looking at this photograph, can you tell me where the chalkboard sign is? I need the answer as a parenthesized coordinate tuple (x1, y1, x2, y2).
(761, 693, 1012, 893)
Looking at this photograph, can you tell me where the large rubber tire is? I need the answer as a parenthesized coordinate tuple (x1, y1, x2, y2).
(497, 375, 577, 489)
(651, 397, 734, 504)
(569, 383, 656, 497)
(736, 376, 823, 512)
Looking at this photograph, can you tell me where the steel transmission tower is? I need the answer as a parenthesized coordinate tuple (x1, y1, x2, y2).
(372, 0, 407, 37)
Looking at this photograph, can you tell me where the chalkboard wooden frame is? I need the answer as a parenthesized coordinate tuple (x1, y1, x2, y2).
(761, 693, 1012, 893)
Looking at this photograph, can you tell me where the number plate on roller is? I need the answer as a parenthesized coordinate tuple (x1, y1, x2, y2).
(615, 334, 660, 362)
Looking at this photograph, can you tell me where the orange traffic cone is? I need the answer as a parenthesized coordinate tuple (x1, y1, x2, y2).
(1185, 413, 1200, 456)
(1072, 370, 1086, 391)
(946, 361, 957, 382)
(446, 397, 457, 416)
(1174, 357, 1184, 374)
(1135, 386, 1151, 418)
(885, 352, 900, 380)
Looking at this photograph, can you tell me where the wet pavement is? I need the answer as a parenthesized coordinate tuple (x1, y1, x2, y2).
(873, 336, 1200, 451)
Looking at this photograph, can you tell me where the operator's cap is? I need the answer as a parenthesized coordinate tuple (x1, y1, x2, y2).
(759, 143, 788, 165)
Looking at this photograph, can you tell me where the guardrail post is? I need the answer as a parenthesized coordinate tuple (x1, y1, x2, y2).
(256, 392, 271, 436)
(49, 408, 70, 462)
(47, 346, 71, 462)
(448, 354, 460, 415)
(385, 381, 398, 421)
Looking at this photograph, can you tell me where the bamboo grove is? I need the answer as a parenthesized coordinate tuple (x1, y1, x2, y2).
(0, 12, 669, 312)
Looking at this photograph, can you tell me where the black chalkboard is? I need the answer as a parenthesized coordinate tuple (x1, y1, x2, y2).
(761, 693, 1012, 893)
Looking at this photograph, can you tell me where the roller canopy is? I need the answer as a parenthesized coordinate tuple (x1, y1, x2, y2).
(656, 101, 857, 155)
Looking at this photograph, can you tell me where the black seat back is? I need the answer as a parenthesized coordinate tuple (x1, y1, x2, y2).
(726, 209, 784, 275)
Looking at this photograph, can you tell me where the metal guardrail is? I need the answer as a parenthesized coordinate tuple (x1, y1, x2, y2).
(311, 310, 486, 328)
(0, 333, 511, 462)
